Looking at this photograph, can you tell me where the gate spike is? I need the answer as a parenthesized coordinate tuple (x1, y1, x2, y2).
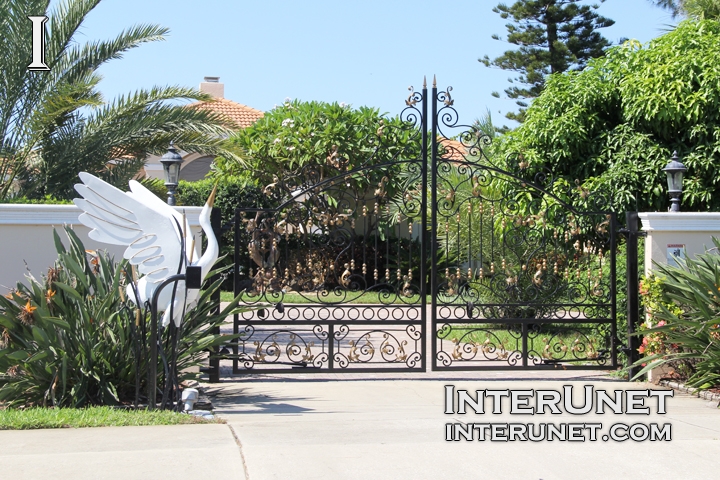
(423, 76, 427, 88)
(433, 75, 437, 88)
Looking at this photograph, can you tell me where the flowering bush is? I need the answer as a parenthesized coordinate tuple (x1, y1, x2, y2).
(221, 99, 421, 194)
(637, 274, 682, 357)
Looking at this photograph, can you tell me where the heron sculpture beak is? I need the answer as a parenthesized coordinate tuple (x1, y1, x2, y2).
(208, 183, 218, 208)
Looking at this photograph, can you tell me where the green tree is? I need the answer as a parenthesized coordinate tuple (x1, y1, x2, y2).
(0, 0, 238, 201)
(481, 0, 614, 123)
(498, 19, 720, 213)
(649, 0, 720, 19)
(222, 99, 420, 195)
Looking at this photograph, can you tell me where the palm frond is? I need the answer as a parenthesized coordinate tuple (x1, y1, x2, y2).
(1, 1, 231, 201)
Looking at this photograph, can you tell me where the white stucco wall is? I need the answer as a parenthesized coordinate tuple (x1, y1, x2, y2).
(639, 212, 720, 274)
(0, 204, 203, 294)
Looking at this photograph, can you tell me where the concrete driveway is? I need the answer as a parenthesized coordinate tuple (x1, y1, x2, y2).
(211, 372, 720, 480)
(2, 371, 719, 480)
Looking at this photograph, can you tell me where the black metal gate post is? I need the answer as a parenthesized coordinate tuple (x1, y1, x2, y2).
(429, 76, 439, 369)
(624, 211, 643, 380)
(420, 77, 429, 371)
(610, 212, 618, 368)
(232, 209, 241, 370)
(207, 208, 222, 383)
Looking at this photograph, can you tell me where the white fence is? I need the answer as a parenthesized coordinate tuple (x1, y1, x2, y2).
(0, 204, 203, 294)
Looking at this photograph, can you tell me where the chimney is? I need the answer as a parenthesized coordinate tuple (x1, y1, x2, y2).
(199, 76, 224, 98)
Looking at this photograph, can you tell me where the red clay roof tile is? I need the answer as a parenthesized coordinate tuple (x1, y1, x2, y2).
(189, 98, 264, 129)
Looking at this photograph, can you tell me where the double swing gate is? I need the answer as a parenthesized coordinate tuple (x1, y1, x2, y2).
(228, 79, 619, 374)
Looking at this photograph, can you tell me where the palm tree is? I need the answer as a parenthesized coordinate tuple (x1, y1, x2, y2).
(0, 0, 240, 201)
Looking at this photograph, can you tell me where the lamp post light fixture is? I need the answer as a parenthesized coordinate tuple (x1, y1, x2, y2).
(662, 151, 687, 212)
(160, 142, 183, 206)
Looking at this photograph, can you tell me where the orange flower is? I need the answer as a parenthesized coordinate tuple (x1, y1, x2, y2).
(18, 300, 37, 326)
(45, 289, 55, 305)
(90, 257, 99, 273)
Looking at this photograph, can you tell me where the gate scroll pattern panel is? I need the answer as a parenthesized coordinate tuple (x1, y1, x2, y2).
(231, 93, 428, 373)
(226, 79, 619, 374)
(429, 84, 617, 370)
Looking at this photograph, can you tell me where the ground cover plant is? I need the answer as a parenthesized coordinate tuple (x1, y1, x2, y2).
(0, 227, 240, 408)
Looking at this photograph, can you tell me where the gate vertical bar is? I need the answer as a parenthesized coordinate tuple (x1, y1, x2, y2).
(232, 209, 240, 373)
(328, 323, 335, 371)
(420, 77, 428, 371)
(625, 211, 641, 379)
(610, 212, 618, 368)
(430, 76, 439, 370)
(521, 324, 528, 367)
(209, 208, 222, 382)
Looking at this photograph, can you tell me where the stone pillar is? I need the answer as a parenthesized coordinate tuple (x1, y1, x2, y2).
(638, 212, 720, 382)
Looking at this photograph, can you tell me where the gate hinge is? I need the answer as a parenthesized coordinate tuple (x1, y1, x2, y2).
(618, 228, 647, 238)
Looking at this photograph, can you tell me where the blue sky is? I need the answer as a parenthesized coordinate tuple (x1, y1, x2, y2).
(72, 0, 674, 129)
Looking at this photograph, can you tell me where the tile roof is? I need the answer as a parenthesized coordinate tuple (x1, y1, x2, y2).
(438, 137, 467, 161)
(190, 98, 264, 129)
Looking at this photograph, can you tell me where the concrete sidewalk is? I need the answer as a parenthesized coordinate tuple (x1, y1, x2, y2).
(2, 372, 720, 480)
(0, 423, 247, 479)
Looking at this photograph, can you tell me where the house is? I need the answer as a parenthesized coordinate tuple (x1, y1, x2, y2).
(142, 77, 264, 181)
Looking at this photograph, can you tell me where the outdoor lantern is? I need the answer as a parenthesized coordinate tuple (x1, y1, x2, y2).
(160, 142, 183, 206)
(662, 151, 687, 212)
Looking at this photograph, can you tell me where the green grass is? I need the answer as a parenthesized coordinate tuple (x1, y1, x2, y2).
(0, 406, 223, 430)
(442, 324, 607, 361)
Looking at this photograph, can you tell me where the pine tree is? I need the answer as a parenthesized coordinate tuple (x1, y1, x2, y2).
(481, 0, 614, 123)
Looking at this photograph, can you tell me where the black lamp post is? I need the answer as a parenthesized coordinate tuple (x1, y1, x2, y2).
(662, 151, 687, 212)
(160, 142, 183, 206)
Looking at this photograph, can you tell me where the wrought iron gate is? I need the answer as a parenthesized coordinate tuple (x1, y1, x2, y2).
(229, 78, 618, 373)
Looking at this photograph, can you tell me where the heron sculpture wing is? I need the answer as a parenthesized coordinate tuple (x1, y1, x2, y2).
(73, 172, 189, 283)
(127, 179, 200, 264)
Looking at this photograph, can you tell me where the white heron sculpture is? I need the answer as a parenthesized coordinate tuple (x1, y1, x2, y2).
(73, 172, 219, 327)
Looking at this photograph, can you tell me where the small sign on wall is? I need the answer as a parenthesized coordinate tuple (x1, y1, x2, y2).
(667, 244, 685, 267)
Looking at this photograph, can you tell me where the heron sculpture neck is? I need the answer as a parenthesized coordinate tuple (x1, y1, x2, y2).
(195, 185, 219, 279)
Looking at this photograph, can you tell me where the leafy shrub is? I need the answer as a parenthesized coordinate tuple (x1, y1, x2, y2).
(499, 20, 720, 213)
(633, 238, 720, 388)
(1, 195, 73, 205)
(0, 227, 239, 408)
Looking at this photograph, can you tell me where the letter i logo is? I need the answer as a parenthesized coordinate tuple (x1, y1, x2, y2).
(27, 16, 50, 71)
